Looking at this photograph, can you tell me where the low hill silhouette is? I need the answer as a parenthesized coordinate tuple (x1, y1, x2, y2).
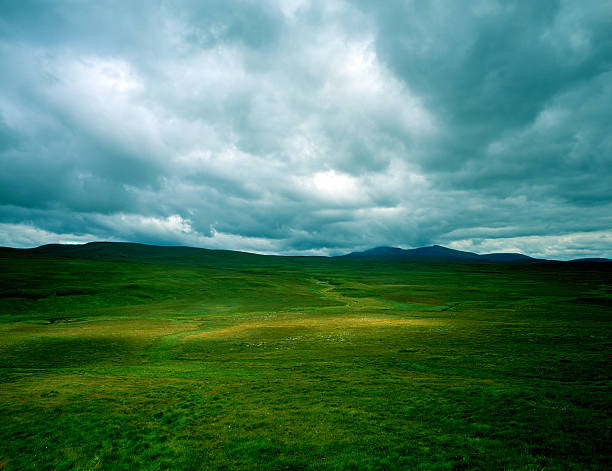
(338, 245, 538, 262)
(1, 241, 610, 264)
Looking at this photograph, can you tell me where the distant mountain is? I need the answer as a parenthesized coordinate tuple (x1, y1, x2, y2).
(339, 245, 538, 263)
(569, 258, 612, 263)
(340, 245, 480, 261)
(2, 241, 608, 264)
(479, 253, 535, 262)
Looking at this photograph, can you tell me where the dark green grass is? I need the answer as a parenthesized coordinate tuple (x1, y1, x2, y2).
(0, 248, 611, 470)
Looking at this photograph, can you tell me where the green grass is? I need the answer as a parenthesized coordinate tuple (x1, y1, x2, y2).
(1, 247, 611, 470)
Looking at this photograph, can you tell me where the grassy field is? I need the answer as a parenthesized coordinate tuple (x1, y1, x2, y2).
(1, 245, 611, 470)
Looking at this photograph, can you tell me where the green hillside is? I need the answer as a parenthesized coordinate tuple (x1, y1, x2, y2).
(1, 244, 611, 470)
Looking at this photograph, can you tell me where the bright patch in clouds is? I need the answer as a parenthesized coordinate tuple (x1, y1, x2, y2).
(310, 170, 361, 203)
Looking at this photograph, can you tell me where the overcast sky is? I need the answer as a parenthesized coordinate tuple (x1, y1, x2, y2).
(1, 1, 611, 259)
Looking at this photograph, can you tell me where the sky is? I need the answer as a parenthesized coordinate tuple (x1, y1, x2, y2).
(0, 0, 611, 259)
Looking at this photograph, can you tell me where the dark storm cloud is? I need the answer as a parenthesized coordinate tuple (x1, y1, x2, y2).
(358, 1, 612, 193)
(0, 0, 611, 259)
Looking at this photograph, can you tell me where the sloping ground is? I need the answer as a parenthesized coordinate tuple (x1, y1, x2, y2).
(0, 249, 611, 469)
(28, 241, 273, 267)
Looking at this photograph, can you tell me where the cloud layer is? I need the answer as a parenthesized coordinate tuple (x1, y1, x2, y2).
(1, 0, 611, 259)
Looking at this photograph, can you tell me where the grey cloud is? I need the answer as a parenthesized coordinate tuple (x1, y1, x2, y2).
(0, 115, 18, 152)
(0, 0, 611, 258)
(362, 1, 611, 128)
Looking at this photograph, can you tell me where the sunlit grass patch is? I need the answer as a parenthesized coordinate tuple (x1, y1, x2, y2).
(187, 315, 445, 340)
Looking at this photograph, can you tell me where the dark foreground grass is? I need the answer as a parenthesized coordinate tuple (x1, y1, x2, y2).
(1, 249, 611, 470)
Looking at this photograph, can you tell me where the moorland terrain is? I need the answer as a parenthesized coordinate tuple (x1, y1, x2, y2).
(1, 242, 611, 470)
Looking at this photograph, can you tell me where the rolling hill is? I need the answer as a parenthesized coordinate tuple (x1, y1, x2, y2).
(1, 241, 610, 264)
(338, 244, 538, 262)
